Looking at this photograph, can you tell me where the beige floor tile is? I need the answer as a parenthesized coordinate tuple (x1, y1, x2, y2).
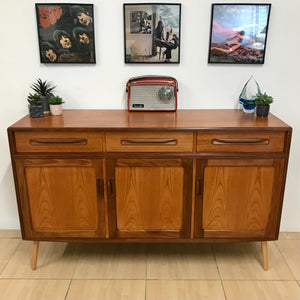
(1, 241, 79, 279)
(0, 230, 21, 239)
(0, 239, 21, 273)
(147, 244, 219, 279)
(279, 232, 300, 240)
(66, 279, 145, 300)
(214, 242, 294, 280)
(73, 243, 146, 279)
(146, 280, 225, 300)
(223, 280, 300, 300)
(276, 240, 300, 280)
(0, 279, 70, 300)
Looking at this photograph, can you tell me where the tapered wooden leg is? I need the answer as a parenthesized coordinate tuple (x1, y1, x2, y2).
(261, 241, 268, 271)
(31, 241, 39, 270)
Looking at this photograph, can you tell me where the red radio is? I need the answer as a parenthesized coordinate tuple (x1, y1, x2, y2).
(126, 76, 178, 111)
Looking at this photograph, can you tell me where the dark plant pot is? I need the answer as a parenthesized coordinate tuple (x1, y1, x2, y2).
(29, 105, 44, 118)
(40, 96, 50, 113)
(256, 104, 270, 117)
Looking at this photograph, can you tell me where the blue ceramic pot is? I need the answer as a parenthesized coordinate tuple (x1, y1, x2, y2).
(29, 105, 44, 118)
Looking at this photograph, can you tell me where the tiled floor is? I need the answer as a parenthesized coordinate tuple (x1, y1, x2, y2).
(0, 231, 299, 300)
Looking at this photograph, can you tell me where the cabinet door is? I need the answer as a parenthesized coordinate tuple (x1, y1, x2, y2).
(15, 159, 105, 239)
(194, 159, 285, 239)
(106, 159, 192, 239)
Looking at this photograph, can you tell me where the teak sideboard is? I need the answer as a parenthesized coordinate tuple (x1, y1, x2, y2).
(7, 110, 292, 270)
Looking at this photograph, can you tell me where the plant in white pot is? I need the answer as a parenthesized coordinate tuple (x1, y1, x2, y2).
(48, 96, 65, 116)
(27, 93, 44, 118)
(255, 92, 273, 117)
(31, 78, 55, 113)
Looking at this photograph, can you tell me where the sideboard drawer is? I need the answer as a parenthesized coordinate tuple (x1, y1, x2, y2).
(197, 131, 285, 153)
(15, 131, 104, 153)
(106, 131, 193, 152)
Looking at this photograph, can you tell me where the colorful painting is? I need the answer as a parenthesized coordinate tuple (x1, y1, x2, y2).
(208, 4, 271, 64)
(35, 3, 96, 63)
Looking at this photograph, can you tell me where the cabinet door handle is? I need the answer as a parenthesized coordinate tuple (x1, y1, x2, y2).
(107, 179, 114, 198)
(196, 178, 201, 196)
(30, 138, 87, 145)
(96, 179, 103, 198)
(121, 138, 177, 145)
(211, 138, 269, 145)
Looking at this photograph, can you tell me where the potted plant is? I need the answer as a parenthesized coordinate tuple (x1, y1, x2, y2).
(27, 93, 44, 118)
(48, 96, 65, 116)
(31, 78, 55, 113)
(255, 92, 273, 117)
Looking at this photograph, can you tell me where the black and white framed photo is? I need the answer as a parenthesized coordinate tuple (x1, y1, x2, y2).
(35, 3, 96, 63)
(208, 3, 271, 64)
(123, 3, 181, 63)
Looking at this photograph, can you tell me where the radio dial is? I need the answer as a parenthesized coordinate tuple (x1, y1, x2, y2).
(157, 86, 174, 103)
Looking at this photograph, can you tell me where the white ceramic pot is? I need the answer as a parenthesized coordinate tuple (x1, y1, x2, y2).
(50, 104, 63, 116)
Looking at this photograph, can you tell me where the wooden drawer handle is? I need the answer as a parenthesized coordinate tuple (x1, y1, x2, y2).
(211, 138, 269, 145)
(121, 138, 177, 145)
(30, 138, 88, 145)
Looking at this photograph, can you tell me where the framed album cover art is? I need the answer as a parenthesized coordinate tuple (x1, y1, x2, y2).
(35, 3, 96, 63)
(124, 3, 181, 63)
(208, 3, 271, 64)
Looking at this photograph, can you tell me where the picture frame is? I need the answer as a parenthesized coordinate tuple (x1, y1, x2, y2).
(208, 3, 271, 64)
(35, 3, 96, 63)
(123, 3, 181, 63)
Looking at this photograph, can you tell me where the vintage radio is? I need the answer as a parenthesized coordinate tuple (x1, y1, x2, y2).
(126, 76, 178, 111)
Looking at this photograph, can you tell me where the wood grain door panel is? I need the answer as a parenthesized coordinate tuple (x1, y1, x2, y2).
(115, 166, 183, 230)
(107, 158, 192, 239)
(27, 167, 98, 231)
(16, 159, 105, 238)
(203, 166, 274, 231)
(194, 159, 285, 239)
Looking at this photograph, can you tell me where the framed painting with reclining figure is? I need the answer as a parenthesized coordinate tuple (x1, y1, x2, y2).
(208, 3, 271, 64)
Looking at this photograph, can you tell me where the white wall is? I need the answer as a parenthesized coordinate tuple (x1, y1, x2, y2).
(0, 0, 299, 230)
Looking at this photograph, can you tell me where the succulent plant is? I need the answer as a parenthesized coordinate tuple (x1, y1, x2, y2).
(255, 93, 273, 105)
(31, 78, 55, 97)
(48, 96, 65, 105)
(27, 93, 42, 106)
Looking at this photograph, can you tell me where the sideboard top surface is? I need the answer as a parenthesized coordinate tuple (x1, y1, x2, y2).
(8, 109, 291, 131)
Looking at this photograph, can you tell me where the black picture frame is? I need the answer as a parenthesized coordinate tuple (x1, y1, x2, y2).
(208, 3, 271, 64)
(35, 3, 96, 63)
(123, 3, 181, 63)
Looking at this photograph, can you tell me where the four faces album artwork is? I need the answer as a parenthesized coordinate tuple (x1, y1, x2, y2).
(36, 3, 96, 63)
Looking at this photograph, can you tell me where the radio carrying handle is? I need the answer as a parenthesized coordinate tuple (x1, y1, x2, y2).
(126, 76, 178, 92)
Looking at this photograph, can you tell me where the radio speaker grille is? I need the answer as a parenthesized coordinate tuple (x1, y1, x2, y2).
(129, 85, 176, 111)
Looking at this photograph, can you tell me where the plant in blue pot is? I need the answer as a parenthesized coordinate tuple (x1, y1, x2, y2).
(27, 93, 44, 118)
